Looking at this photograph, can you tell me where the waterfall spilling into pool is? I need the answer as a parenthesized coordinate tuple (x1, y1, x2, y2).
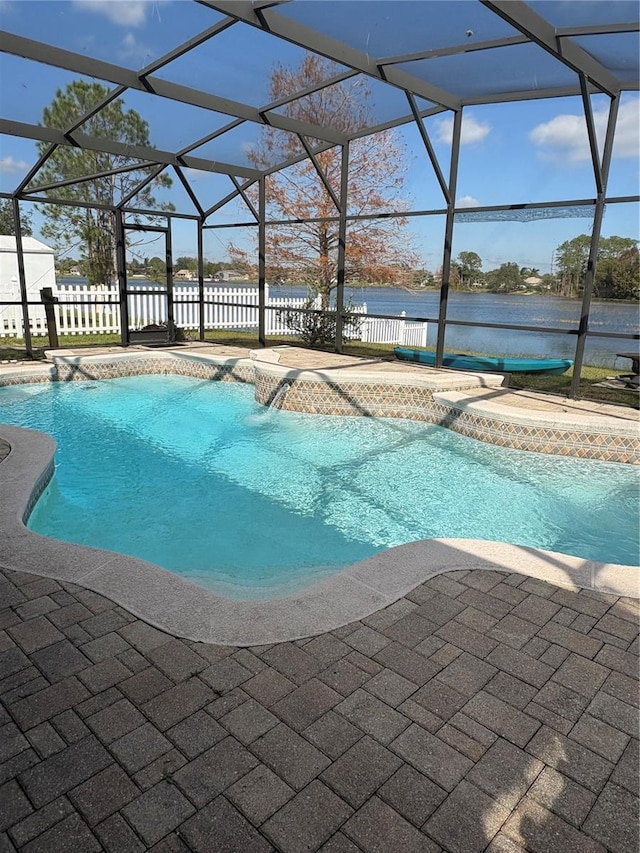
(268, 382, 291, 411)
(245, 382, 291, 426)
(0, 375, 637, 599)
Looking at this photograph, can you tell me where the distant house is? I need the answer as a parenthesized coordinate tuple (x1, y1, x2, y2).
(218, 269, 248, 281)
(175, 269, 193, 281)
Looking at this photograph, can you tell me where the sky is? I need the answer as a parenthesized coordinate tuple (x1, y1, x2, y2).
(0, 0, 638, 275)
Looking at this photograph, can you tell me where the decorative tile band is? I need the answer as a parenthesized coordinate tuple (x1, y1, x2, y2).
(0, 359, 254, 386)
(427, 401, 640, 464)
(54, 358, 254, 384)
(0, 372, 54, 387)
(255, 371, 639, 464)
(254, 372, 436, 417)
(0, 354, 637, 463)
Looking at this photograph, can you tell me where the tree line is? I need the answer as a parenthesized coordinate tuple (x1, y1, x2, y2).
(443, 238, 638, 300)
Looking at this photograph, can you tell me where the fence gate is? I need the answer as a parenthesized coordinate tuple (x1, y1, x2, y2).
(124, 225, 175, 345)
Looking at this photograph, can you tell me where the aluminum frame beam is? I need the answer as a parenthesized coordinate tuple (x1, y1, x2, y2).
(119, 165, 168, 207)
(334, 143, 349, 353)
(435, 109, 463, 366)
(201, 0, 461, 110)
(21, 160, 158, 196)
(258, 176, 266, 346)
(556, 22, 640, 37)
(12, 199, 33, 356)
(297, 136, 341, 212)
(381, 35, 529, 66)
(406, 93, 450, 205)
(229, 175, 260, 221)
(580, 75, 604, 195)
(0, 119, 260, 179)
(174, 166, 205, 218)
(481, 1, 620, 96)
(0, 31, 346, 145)
(570, 95, 620, 397)
(137, 17, 237, 79)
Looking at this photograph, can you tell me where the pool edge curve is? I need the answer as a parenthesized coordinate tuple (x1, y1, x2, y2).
(1, 422, 637, 646)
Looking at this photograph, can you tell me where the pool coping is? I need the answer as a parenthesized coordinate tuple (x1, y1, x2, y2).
(1, 413, 638, 645)
(3, 346, 639, 436)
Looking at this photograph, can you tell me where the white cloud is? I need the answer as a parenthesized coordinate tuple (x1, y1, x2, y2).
(73, 0, 149, 27)
(120, 32, 138, 54)
(120, 31, 138, 54)
(117, 31, 154, 64)
(529, 98, 639, 163)
(183, 167, 209, 182)
(0, 156, 30, 174)
(456, 195, 480, 208)
(530, 113, 591, 163)
(434, 114, 491, 146)
(609, 98, 639, 158)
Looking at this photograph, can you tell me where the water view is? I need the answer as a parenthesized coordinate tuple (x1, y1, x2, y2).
(271, 285, 639, 367)
(56, 278, 638, 368)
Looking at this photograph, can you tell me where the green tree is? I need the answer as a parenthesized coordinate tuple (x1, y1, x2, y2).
(246, 55, 417, 311)
(484, 262, 524, 293)
(599, 236, 639, 259)
(146, 256, 165, 283)
(34, 81, 173, 287)
(520, 266, 540, 278)
(594, 248, 639, 300)
(554, 234, 638, 298)
(127, 257, 145, 275)
(56, 257, 79, 276)
(0, 199, 33, 237)
(554, 235, 590, 297)
(456, 251, 483, 288)
(540, 272, 557, 291)
(175, 256, 197, 272)
(413, 268, 435, 288)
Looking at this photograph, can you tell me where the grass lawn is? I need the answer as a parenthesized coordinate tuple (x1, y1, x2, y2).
(1, 331, 637, 410)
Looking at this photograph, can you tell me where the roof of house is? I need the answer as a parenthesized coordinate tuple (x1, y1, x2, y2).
(0, 236, 55, 254)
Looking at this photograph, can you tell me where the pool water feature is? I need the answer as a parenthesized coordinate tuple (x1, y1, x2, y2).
(0, 375, 638, 598)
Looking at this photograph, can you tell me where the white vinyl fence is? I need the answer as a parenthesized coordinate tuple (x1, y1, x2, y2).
(0, 282, 427, 346)
(360, 312, 428, 348)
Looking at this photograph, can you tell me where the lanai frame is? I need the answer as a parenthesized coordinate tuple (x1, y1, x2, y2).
(1, 0, 638, 398)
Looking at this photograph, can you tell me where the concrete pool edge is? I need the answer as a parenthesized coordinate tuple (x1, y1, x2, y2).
(1, 423, 638, 646)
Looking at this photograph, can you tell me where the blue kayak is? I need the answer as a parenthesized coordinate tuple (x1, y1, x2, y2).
(394, 347, 573, 375)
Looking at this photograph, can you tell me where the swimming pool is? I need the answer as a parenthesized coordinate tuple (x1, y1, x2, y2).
(1, 374, 638, 597)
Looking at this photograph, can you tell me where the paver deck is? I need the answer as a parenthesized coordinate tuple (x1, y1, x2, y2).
(1, 345, 638, 849)
(1, 565, 637, 852)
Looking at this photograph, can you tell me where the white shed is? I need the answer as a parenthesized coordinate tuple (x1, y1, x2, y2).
(0, 235, 56, 336)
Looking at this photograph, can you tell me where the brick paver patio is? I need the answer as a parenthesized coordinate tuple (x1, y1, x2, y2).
(0, 566, 638, 852)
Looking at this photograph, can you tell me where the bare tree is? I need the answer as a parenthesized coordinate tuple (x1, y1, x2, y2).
(244, 55, 417, 309)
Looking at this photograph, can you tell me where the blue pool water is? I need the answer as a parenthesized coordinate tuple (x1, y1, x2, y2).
(1, 375, 638, 597)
